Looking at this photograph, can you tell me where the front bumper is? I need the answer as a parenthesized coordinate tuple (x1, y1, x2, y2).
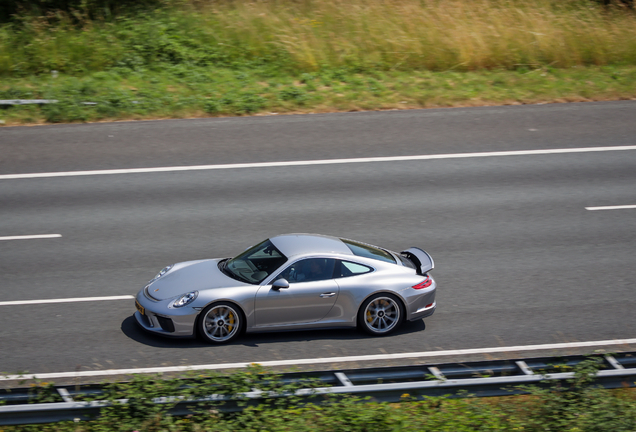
(134, 291, 199, 337)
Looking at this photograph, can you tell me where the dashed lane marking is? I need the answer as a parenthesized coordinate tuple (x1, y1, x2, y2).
(0, 234, 62, 241)
(0, 295, 134, 306)
(586, 205, 636, 211)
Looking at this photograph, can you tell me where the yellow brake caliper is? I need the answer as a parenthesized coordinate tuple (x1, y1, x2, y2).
(228, 311, 235, 332)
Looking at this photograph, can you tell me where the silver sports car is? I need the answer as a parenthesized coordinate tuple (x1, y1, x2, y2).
(134, 234, 436, 344)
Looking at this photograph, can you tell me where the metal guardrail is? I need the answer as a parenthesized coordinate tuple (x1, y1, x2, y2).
(1, 352, 635, 426)
(0, 100, 127, 106)
(0, 100, 59, 105)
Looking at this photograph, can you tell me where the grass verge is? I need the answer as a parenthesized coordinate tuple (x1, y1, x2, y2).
(1, 0, 636, 125)
(1, 65, 635, 125)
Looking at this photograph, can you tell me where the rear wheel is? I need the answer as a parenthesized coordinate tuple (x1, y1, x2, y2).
(198, 302, 244, 344)
(357, 293, 404, 336)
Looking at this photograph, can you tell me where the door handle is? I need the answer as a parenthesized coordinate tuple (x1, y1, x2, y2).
(320, 292, 336, 298)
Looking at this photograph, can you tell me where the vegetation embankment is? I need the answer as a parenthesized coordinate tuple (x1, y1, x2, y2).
(3, 359, 636, 431)
(1, 0, 636, 125)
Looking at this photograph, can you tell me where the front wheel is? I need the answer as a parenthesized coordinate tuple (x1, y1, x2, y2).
(198, 302, 244, 344)
(357, 293, 404, 336)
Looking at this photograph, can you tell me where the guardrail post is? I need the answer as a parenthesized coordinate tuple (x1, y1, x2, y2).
(515, 361, 534, 375)
(334, 372, 354, 387)
(605, 355, 625, 369)
(428, 367, 445, 380)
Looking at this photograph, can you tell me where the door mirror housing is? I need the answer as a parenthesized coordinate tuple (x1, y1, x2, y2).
(272, 279, 290, 290)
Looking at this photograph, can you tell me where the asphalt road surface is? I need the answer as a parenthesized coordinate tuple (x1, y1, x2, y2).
(1, 101, 635, 381)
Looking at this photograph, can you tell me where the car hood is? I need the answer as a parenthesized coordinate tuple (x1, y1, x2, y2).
(146, 259, 246, 301)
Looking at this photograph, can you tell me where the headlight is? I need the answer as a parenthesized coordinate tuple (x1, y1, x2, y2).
(173, 291, 198, 308)
(149, 265, 173, 283)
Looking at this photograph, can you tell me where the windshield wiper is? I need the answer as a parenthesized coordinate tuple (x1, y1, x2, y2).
(236, 274, 252, 283)
(222, 261, 254, 284)
(218, 259, 232, 275)
(227, 269, 252, 284)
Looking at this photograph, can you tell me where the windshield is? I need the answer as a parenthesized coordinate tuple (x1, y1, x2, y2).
(341, 238, 396, 264)
(223, 239, 287, 284)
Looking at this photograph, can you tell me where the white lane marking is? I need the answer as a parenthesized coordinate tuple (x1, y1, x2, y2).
(2, 338, 635, 381)
(2, 145, 636, 180)
(0, 234, 62, 241)
(0, 295, 134, 306)
(586, 205, 636, 211)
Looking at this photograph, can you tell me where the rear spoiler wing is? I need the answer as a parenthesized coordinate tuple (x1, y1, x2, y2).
(400, 247, 434, 275)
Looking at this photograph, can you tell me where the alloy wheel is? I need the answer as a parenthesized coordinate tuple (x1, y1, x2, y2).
(202, 304, 240, 343)
(363, 296, 400, 334)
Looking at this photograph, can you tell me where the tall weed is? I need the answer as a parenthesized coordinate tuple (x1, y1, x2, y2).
(1, 0, 636, 77)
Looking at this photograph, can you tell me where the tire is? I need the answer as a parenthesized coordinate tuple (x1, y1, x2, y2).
(357, 293, 404, 336)
(198, 302, 244, 344)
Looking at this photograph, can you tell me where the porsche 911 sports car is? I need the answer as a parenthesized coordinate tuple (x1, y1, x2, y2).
(134, 234, 436, 344)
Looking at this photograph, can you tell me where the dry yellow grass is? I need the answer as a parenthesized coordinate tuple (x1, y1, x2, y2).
(2, 0, 635, 76)
(191, 0, 636, 71)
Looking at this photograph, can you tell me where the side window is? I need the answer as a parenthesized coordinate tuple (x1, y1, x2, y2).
(277, 258, 336, 283)
(335, 260, 373, 278)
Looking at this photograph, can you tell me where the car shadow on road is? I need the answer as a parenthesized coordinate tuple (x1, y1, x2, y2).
(121, 315, 426, 348)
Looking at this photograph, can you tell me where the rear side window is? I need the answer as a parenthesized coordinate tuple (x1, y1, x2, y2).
(335, 260, 373, 278)
(341, 238, 396, 264)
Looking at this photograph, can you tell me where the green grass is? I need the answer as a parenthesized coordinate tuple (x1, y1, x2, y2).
(1, 65, 635, 125)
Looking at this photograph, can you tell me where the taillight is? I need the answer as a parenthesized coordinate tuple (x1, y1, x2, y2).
(412, 275, 432, 290)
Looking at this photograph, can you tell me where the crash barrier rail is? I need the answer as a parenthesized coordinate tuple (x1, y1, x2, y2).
(0, 100, 59, 105)
(1, 351, 635, 426)
(1, 100, 111, 106)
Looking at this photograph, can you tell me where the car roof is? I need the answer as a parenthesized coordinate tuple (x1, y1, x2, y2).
(269, 233, 353, 258)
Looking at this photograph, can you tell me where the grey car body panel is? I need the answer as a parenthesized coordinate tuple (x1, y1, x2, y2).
(134, 234, 436, 339)
(146, 259, 250, 301)
(254, 279, 340, 327)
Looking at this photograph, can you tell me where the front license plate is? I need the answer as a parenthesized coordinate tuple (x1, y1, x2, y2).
(135, 300, 145, 316)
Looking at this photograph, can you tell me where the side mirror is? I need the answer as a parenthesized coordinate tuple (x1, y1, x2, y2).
(272, 279, 290, 290)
